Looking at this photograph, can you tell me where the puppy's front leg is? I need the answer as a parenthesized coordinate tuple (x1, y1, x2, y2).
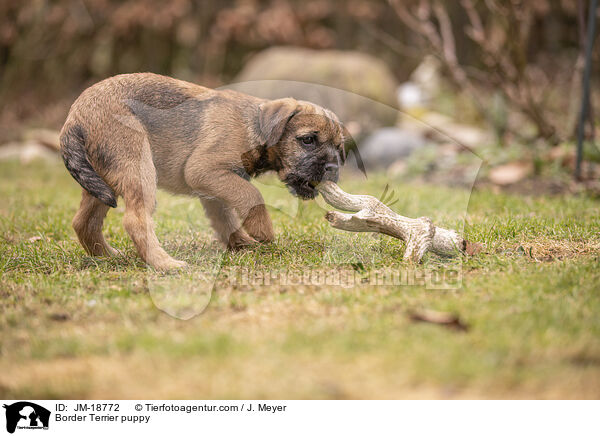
(187, 168, 273, 249)
(200, 197, 257, 249)
(242, 203, 273, 243)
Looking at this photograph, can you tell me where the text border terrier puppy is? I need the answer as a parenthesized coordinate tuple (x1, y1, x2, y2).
(60, 73, 346, 270)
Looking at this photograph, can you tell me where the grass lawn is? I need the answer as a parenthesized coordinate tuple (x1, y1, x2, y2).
(1, 158, 599, 399)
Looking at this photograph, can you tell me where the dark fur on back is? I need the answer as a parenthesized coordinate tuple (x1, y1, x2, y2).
(60, 125, 117, 208)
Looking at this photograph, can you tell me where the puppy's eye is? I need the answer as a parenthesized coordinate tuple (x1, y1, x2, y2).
(299, 135, 316, 146)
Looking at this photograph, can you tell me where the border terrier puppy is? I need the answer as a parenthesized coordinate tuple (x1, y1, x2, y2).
(60, 73, 345, 270)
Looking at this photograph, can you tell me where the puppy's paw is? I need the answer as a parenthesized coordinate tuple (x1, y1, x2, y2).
(227, 230, 258, 251)
(87, 242, 122, 258)
(105, 246, 123, 257)
(151, 257, 188, 271)
(243, 204, 274, 243)
(246, 227, 274, 243)
(169, 259, 189, 269)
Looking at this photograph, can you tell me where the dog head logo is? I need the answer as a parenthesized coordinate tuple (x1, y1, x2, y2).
(3, 402, 50, 434)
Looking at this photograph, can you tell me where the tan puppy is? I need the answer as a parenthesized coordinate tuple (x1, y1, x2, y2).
(60, 73, 346, 270)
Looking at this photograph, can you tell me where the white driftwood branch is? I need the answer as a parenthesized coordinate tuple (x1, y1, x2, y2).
(317, 181, 480, 262)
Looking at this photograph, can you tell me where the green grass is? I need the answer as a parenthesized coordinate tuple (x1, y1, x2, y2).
(1, 158, 599, 399)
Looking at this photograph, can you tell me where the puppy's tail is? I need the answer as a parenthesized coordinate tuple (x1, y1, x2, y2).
(60, 124, 117, 208)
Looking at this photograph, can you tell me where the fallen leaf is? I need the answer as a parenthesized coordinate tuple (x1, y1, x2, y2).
(408, 309, 468, 331)
(48, 312, 70, 322)
(465, 240, 484, 255)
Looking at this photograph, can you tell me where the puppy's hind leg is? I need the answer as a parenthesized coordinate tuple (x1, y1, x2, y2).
(73, 189, 119, 256)
(122, 160, 187, 271)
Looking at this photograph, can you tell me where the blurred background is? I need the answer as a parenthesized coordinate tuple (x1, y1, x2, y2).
(1, 0, 600, 400)
(0, 0, 598, 190)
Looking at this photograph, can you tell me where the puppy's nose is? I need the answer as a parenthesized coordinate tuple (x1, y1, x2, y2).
(323, 163, 339, 181)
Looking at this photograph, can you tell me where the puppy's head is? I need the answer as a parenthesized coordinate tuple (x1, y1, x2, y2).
(256, 98, 346, 199)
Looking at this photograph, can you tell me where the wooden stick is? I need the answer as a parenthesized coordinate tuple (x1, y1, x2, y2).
(317, 181, 481, 262)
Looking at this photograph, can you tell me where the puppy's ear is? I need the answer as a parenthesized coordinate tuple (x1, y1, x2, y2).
(341, 125, 365, 176)
(340, 124, 353, 164)
(257, 98, 299, 147)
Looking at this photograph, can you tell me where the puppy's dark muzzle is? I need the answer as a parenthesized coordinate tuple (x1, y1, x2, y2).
(322, 163, 339, 182)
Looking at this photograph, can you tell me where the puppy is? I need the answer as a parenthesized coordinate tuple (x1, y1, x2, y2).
(60, 73, 346, 270)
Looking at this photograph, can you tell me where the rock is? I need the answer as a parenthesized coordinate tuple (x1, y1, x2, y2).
(489, 161, 533, 186)
(22, 129, 60, 151)
(397, 82, 427, 110)
(232, 47, 399, 136)
(421, 112, 491, 148)
(0, 141, 60, 163)
(351, 127, 427, 169)
(410, 55, 442, 96)
(397, 55, 442, 111)
(401, 111, 492, 149)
